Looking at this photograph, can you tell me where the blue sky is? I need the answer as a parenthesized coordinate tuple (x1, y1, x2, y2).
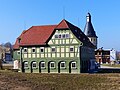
(0, 0, 120, 50)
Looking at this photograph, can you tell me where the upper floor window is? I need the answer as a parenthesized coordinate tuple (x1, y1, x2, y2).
(62, 34, 66, 38)
(66, 34, 70, 38)
(17, 51, 20, 55)
(70, 46, 74, 52)
(54, 34, 70, 39)
(40, 47, 44, 53)
(24, 48, 27, 53)
(59, 34, 62, 38)
(32, 48, 36, 53)
(55, 35, 58, 38)
(51, 47, 56, 52)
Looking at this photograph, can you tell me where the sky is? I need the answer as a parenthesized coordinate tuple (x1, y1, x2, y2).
(0, 0, 120, 50)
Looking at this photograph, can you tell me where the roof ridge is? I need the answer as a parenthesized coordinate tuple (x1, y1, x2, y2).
(33, 25, 57, 27)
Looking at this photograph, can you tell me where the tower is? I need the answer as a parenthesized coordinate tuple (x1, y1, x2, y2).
(84, 13, 98, 49)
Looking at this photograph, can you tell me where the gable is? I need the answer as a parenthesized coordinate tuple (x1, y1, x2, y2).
(48, 29, 82, 45)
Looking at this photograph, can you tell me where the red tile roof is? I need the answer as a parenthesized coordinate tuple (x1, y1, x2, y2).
(55, 19, 69, 29)
(13, 19, 95, 49)
(13, 25, 57, 49)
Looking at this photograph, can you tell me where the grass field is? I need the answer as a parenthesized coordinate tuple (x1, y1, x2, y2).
(0, 70, 120, 90)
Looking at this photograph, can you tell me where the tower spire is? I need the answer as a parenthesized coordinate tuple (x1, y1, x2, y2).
(84, 12, 98, 49)
(86, 13, 91, 22)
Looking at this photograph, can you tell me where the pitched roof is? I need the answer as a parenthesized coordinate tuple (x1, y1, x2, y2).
(14, 19, 95, 49)
(13, 25, 57, 49)
(55, 19, 69, 29)
(59, 20, 95, 48)
(84, 13, 97, 38)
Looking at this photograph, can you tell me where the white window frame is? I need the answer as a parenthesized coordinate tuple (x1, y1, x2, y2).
(71, 62, 76, 68)
(50, 62, 55, 68)
(40, 47, 44, 53)
(24, 61, 28, 68)
(60, 62, 66, 68)
(55, 34, 59, 38)
(58, 34, 62, 38)
(70, 46, 74, 52)
(17, 51, 20, 55)
(32, 47, 36, 53)
(62, 34, 66, 38)
(41, 62, 45, 68)
(51, 47, 56, 52)
(24, 48, 27, 53)
(66, 34, 70, 38)
(32, 61, 37, 68)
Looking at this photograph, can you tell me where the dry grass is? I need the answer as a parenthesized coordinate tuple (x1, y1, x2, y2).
(0, 70, 120, 90)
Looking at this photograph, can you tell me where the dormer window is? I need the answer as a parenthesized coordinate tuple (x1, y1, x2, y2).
(18, 38, 21, 43)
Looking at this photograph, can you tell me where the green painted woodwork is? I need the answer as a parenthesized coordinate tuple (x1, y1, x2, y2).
(13, 50, 20, 60)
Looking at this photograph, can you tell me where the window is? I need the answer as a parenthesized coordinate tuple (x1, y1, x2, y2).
(55, 35, 58, 38)
(51, 47, 56, 52)
(71, 62, 76, 68)
(70, 47, 74, 52)
(66, 34, 70, 38)
(32, 62, 37, 68)
(40, 47, 44, 53)
(50, 62, 55, 68)
(17, 51, 20, 55)
(41, 62, 45, 68)
(62, 34, 66, 38)
(60, 62, 65, 68)
(24, 61, 28, 68)
(32, 48, 36, 53)
(24, 48, 27, 53)
(59, 34, 62, 38)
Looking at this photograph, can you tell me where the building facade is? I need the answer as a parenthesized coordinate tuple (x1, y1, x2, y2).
(95, 48, 117, 64)
(13, 18, 96, 73)
(95, 48, 110, 64)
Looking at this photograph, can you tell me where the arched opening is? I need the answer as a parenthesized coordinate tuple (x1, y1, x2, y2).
(58, 61, 66, 73)
(69, 61, 77, 73)
(30, 61, 37, 73)
(23, 61, 28, 73)
(39, 61, 45, 73)
(48, 61, 55, 73)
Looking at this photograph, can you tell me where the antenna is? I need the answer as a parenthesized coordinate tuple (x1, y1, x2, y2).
(63, 6, 65, 19)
